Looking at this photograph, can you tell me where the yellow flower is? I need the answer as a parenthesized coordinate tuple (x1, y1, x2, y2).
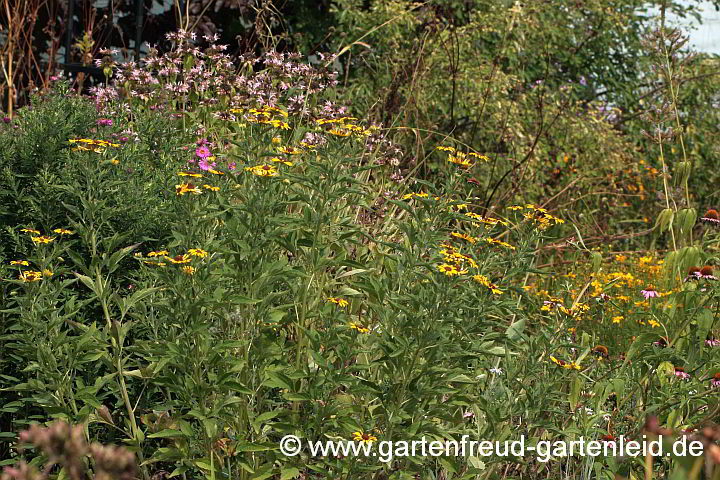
(271, 157, 293, 166)
(451, 232, 477, 244)
(612, 316, 624, 324)
(278, 146, 304, 155)
(327, 297, 349, 307)
(111, 159, 120, 165)
(436, 146, 456, 152)
(485, 237, 516, 250)
(19, 270, 43, 282)
(402, 192, 429, 200)
(178, 171, 204, 177)
(349, 322, 370, 333)
(182, 266, 196, 275)
(188, 248, 208, 258)
(472, 275, 502, 294)
(10, 260, 29, 266)
(31, 236, 55, 244)
(147, 250, 169, 257)
(175, 183, 203, 195)
(20, 228, 41, 234)
(208, 169, 225, 175)
(329, 128, 352, 137)
(203, 184, 220, 191)
(437, 264, 467, 276)
(43, 269, 53, 277)
(648, 319, 661, 328)
(245, 164, 278, 177)
(615, 254, 627, 262)
(165, 254, 192, 264)
(53, 228, 74, 235)
(352, 431, 377, 444)
(272, 136, 283, 144)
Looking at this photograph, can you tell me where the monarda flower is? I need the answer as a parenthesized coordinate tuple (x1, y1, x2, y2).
(701, 209, 720, 226)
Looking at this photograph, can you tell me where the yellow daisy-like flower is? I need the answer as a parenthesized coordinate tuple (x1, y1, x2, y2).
(507, 205, 525, 211)
(612, 316, 624, 324)
(349, 322, 370, 333)
(178, 171, 204, 177)
(278, 146, 304, 155)
(245, 164, 278, 177)
(485, 237, 516, 250)
(53, 228, 74, 235)
(165, 254, 192, 264)
(271, 157, 293, 167)
(451, 232, 477, 244)
(447, 153, 473, 167)
(271, 136, 283, 144)
(352, 431, 377, 444)
(31, 236, 55, 244)
(329, 128, 352, 137)
(436, 264, 467, 276)
(188, 248, 208, 258)
(327, 297, 349, 307)
(182, 266, 196, 275)
(436, 146, 456, 152)
(111, 159, 120, 165)
(203, 184, 220, 191)
(10, 260, 29, 266)
(43, 269, 53, 277)
(147, 250, 169, 257)
(550, 355, 582, 370)
(472, 274, 503, 294)
(468, 152, 490, 161)
(208, 169, 225, 175)
(19, 270, 43, 282)
(20, 228, 41, 234)
(401, 192, 429, 200)
(648, 319, 661, 328)
(175, 183, 203, 195)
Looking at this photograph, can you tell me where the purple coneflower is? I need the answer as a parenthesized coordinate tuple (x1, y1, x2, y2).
(96, 118, 113, 126)
(701, 209, 720, 226)
(700, 266, 717, 280)
(674, 367, 691, 380)
(684, 266, 702, 282)
(641, 287, 659, 299)
(712, 373, 720, 388)
(705, 337, 720, 347)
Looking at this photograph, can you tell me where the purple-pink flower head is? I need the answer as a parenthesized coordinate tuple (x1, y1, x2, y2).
(196, 137, 208, 146)
(196, 145, 212, 159)
(641, 287, 659, 299)
(674, 367, 690, 380)
(228, 161, 237, 171)
(96, 118, 113, 126)
(198, 158, 216, 171)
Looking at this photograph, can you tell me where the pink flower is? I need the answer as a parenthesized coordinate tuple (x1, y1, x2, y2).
(705, 339, 720, 347)
(674, 367, 690, 380)
(198, 159, 216, 171)
(96, 118, 113, 126)
(641, 288, 659, 299)
(196, 145, 211, 158)
(228, 162, 237, 171)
